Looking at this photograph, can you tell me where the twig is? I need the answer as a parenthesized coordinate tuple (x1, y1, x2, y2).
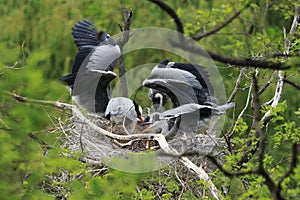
(228, 81, 252, 139)
(227, 68, 245, 103)
(283, 78, 300, 90)
(257, 71, 277, 95)
(278, 143, 298, 189)
(192, 3, 250, 40)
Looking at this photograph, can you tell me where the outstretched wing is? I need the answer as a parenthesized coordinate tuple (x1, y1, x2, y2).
(165, 61, 214, 103)
(60, 20, 101, 86)
(71, 19, 102, 74)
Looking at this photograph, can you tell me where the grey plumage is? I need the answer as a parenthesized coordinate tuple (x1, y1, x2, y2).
(144, 102, 234, 139)
(144, 59, 217, 119)
(105, 97, 141, 134)
(60, 20, 121, 113)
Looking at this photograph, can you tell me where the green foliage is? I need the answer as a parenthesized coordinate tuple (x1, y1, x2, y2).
(0, 0, 299, 199)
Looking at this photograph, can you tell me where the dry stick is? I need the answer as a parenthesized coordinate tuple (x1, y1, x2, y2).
(257, 71, 277, 95)
(227, 68, 245, 103)
(179, 157, 221, 200)
(192, 3, 250, 40)
(117, 6, 133, 98)
(228, 81, 252, 139)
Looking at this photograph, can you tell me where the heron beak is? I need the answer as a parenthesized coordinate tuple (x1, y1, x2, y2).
(137, 116, 144, 123)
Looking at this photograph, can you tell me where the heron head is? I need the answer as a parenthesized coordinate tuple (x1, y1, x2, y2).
(133, 101, 144, 123)
(98, 31, 117, 46)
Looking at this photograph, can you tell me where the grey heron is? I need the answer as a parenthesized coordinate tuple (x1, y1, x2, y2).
(143, 102, 234, 139)
(143, 59, 216, 119)
(148, 89, 169, 112)
(105, 97, 144, 134)
(60, 19, 121, 113)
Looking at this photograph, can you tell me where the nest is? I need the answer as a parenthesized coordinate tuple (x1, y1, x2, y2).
(61, 111, 226, 172)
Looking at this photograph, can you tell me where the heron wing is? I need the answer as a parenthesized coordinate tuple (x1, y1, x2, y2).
(72, 20, 99, 48)
(84, 45, 121, 72)
(143, 78, 198, 108)
(73, 70, 116, 113)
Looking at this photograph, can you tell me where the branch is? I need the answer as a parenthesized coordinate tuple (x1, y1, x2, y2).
(117, 6, 133, 48)
(148, 0, 289, 69)
(234, 2, 300, 169)
(170, 40, 289, 70)
(6, 92, 74, 110)
(147, 0, 184, 34)
(260, 71, 285, 125)
(278, 143, 298, 189)
(179, 157, 221, 200)
(284, 78, 300, 90)
(284, 3, 300, 54)
(257, 71, 277, 95)
(117, 6, 133, 98)
(251, 74, 265, 172)
(227, 68, 245, 103)
(192, 3, 250, 40)
(206, 155, 255, 177)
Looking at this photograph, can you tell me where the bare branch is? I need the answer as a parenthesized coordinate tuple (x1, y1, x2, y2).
(117, 6, 133, 98)
(278, 143, 299, 189)
(284, 78, 300, 90)
(257, 71, 277, 95)
(206, 155, 255, 177)
(260, 71, 285, 125)
(179, 157, 221, 200)
(170, 40, 289, 70)
(148, 0, 184, 34)
(227, 68, 245, 103)
(6, 92, 74, 110)
(192, 3, 250, 40)
(117, 6, 133, 48)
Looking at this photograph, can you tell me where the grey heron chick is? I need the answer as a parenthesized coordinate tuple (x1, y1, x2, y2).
(105, 97, 143, 134)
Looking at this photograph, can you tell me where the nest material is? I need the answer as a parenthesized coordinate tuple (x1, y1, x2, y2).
(61, 113, 226, 170)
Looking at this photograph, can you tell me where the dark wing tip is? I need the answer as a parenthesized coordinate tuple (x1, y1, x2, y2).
(59, 73, 76, 86)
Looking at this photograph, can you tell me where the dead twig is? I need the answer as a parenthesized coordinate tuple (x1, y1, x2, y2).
(192, 3, 250, 40)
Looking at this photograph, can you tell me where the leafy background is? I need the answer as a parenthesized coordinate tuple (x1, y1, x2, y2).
(0, 0, 299, 199)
